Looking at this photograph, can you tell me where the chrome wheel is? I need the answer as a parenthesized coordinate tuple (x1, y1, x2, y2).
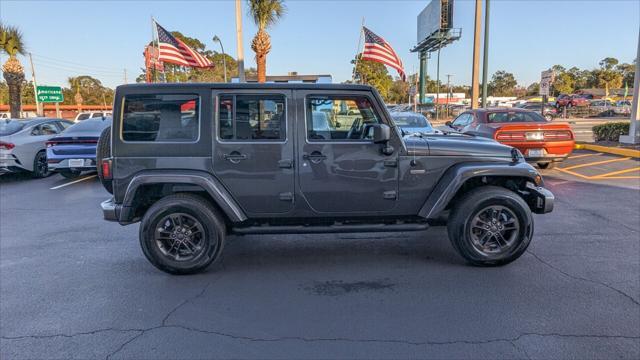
(469, 205, 520, 255)
(154, 213, 205, 262)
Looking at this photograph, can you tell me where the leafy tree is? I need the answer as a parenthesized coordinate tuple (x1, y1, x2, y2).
(526, 82, 540, 96)
(552, 72, 575, 95)
(616, 61, 636, 87)
(599, 57, 619, 71)
(352, 57, 393, 99)
(247, 0, 286, 83)
(0, 23, 26, 118)
(595, 57, 623, 96)
(488, 70, 517, 96)
(387, 79, 409, 104)
(60, 76, 114, 106)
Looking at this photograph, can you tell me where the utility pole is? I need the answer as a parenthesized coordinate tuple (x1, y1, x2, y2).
(419, 51, 427, 104)
(124, 69, 128, 84)
(213, 35, 227, 83)
(620, 28, 640, 144)
(481, 0, 491, 108)
(446, 74, 453, 117)
(235, 0, 245, 82)
(471, 0, 482, 109)
(28, 53, 42, 116)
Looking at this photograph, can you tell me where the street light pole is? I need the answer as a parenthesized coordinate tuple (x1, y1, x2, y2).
(235, 0, 245, 82)
(481, 0, 491, 108)
(471, 0, 482, 109)
(213, 35, 227, 83)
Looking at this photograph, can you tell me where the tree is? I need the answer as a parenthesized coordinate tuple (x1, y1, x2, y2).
(0, 23, 26, 118)
(552, 72, 575, 95)
(526, 82, 540, 96)
(596, 57, 623, 96)
(599, 57, 619, 71)
(352, 57, 393, 99)
(387, 79, 409, 104)
(59, 76, 114, 106)
(488, 70, 517, 96)
(616, 61, 635, 87)
(247, 0, 286, 83)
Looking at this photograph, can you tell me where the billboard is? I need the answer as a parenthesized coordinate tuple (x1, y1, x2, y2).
(417, 0, 454, 43)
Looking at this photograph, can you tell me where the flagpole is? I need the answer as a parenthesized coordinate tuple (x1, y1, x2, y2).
(352, 17, 365, 83)
(152, 17, 167, 83)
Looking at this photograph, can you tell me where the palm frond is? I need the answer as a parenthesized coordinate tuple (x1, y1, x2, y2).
(0, 23, 26, 57)
(247, 0, 286, 30)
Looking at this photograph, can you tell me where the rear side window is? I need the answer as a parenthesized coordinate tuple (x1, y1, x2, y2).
(488, 112, 546, 123)
(218, 95, 286, 141)
(122, 94, 199, 142)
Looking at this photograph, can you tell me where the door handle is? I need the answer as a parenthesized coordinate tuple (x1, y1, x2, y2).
(278, 159, 293, 169)
(302, 151, 327, 163)
(223, 152, 248, 163)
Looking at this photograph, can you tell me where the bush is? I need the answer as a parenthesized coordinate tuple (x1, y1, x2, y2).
(592, 122, 630, 142)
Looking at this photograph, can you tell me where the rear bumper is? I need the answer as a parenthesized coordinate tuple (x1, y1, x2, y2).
(501, 140, 575, 163)
(101, 198, 121, 222)
(526, 185, 554, 214)
(48, 157, 97, 171)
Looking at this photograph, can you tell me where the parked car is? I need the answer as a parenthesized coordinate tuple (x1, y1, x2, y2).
(74, 111, 112, 122)
(613, 100, 632, 116)
(46, 117, 112, 178)
(0, 118, 74, 177)
(389, 111, 439, 135)
(519, 102, 558, 121)
(442, 108, 574, 169)
(589, 100, 614, 117)
(98, 83, 554, 274)
(556, 94, 593, 107)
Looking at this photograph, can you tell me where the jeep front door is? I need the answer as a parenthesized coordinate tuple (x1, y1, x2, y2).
(297, 91, 398, 213)
(213, 90, 294, 215)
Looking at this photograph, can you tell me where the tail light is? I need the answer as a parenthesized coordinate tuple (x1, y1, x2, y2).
(495, 131, 526, 141)
(47, 139, 98, 147)
(0, 141, 15, 150)
(543, 130, 573, 140)
(46, 141, 54, 148)
(101, 158, 113, 180)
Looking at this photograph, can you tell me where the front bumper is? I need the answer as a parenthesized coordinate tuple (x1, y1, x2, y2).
(101, 198, 121, 222)
(526, 185, 554, 214)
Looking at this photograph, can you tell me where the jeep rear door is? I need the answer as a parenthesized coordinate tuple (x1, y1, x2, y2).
(296, 90, 399, 213)
(212, 89, 295, 215)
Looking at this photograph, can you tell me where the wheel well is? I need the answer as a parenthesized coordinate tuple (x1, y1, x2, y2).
(127, 183, 232, 228)
(447, 176, 531, 211)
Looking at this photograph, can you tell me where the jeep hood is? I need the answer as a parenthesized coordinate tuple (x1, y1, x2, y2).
(403, 133, 515, 158)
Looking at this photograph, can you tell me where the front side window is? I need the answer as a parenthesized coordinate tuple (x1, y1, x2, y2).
(452, 113, 472, 127)
(306, 96, 380, 141)
(218, 95, 286, 141)
(122, 94, 199, 142)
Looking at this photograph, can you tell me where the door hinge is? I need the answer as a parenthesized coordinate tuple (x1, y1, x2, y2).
(279, 192, 294, 201)
(383, 190, 397, 200)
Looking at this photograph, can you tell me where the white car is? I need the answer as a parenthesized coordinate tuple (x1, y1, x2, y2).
(0, 118, 74, 177)
(74, 111, 112, 122)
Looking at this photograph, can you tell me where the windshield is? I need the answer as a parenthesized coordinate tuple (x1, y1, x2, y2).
(76, 113, 91, 121)
(0, 120, 26, 136)
(487, 111, 547, 123)
(65, 117, 112, 133)
(391, 114, 434, 131)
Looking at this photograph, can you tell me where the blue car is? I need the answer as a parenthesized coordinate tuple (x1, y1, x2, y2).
(46, 117, 111, 178)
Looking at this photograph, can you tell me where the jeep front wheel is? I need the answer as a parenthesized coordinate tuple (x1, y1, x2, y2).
(139, 194, 225, 275)
(447, 186, 533, 266)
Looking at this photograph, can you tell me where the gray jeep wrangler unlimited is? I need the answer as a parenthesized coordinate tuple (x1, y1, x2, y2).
(97, 83, 553, 274)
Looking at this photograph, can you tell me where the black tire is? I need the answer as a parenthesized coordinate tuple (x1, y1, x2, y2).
(447, 186, 534, 266)
(96, 126, 113, 194)
(59, 169, 82, 179)
(537, 162, 555, 170)
(31, 150, 50, 178)
(139, 193, 226, 275)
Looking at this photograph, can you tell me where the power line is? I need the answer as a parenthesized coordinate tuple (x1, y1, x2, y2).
(32, 58, 124, 75)
(30, 53, 124, 72)
(33, 62, 125, 78)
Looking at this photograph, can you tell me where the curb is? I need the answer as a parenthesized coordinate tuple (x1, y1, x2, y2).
(575, 143, 640, 158)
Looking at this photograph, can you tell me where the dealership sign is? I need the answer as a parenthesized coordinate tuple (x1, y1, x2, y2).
(36, 86, 64, 103)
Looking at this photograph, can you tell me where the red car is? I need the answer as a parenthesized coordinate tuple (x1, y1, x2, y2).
(444, 108, 575, 169)
(556, 94, 593, 107)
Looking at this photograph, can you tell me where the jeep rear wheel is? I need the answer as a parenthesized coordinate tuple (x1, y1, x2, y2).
(139, 194, 225, 275)
(447, 186, 533, 266)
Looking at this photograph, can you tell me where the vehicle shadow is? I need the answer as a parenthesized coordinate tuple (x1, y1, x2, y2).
(0, 172, 39, 184)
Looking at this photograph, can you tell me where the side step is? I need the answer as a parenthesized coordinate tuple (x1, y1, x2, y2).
(232, 222, 429, 235)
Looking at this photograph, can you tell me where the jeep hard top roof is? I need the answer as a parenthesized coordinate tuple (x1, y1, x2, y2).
(116, 83, 375, 92)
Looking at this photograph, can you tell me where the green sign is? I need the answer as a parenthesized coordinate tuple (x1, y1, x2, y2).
(36, 86, 64, 103)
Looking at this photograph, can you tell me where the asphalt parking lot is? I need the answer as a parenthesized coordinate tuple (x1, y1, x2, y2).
(1, 163, 639, 359)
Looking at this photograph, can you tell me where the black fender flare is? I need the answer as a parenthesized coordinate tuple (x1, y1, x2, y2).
(120, 170, 247, 223)
(419, 161, 540, 219)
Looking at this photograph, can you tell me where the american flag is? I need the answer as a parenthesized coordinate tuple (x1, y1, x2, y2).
(155, 22, 212, 68)
(361, 27, 406, 81)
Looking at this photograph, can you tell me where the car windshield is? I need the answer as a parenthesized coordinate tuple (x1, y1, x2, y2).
(0, 119, 26, 136)
(487, 111, 547, 123)
(76, 113, 91, 121)
(65, 117, 112, 133)
(391, 114, 434, 131)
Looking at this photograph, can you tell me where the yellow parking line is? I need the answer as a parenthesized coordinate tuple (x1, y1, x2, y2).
(600, 176, 640, 179)
(568, 152, 602, 160)
(592, 167, 640, 178)
(555, 167, 593, 179)
(560, 157, 632, 171)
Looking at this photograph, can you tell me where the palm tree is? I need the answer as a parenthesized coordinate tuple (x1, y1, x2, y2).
(247, 0, 285, 83)
(0, 24, 26, 118)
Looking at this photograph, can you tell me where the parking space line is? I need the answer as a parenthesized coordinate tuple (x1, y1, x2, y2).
(555, 167, 593, 180)
(560, 157, 632, 171)
(592, 167, 640, 179)
(50, 175, 97, 190)
(568, 152, 602, 160)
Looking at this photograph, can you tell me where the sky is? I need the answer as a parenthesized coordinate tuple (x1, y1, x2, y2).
(1, 0, 638, 89)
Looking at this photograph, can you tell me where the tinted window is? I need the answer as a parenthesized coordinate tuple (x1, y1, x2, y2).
(66, 118, 111, 133)
(36, 123, 60, 135)
(76, 113, 91, 121)
(91, 113, 104, 118)
(307, 96, 380, 141)
(487, 112, 546, 123)
(391, 114, 433, 131)
(123, 94, 199, 142)
(452, 113, 473, 127)
(218, 95, 285, 141)
(0, 120, 25, 136)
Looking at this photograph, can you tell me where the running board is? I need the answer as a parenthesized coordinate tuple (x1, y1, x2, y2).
(232, 222, 429, 235)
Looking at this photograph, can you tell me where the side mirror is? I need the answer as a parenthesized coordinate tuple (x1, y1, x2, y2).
(372, 123, 391, 144)
(445, 121, 453, 127)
